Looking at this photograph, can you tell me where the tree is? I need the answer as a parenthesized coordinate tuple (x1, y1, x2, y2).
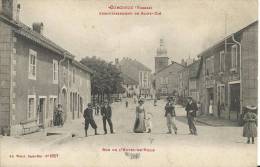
(80, 56, 125, 103)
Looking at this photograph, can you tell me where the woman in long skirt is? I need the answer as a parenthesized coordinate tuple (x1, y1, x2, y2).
(243, 105, 257, 144)
(209, 99, 213, 116)
(133, 98, 146, 133)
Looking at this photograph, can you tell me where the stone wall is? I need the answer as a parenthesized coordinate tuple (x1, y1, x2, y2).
(0, 20, 12, 135)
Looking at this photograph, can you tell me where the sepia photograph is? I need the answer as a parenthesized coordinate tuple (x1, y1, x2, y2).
(0, 0, 258, 166)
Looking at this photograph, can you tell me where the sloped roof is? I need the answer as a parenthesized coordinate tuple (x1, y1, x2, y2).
(72, 60, 93, 74)
(120, 58, 151, 72)
(155, 61, 184, 75)
(0, 15, 93, 74)
(198, 20, 258, 58)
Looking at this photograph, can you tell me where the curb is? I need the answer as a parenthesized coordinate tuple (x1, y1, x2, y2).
(196, 120, 224, 127)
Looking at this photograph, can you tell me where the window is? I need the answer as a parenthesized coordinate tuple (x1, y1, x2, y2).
(217, 85, 225, 104)
(28, 49, 37, 80)
(53, 60, 58, 84)
(27, 95, 36, 120)
(206, 56, 214, 75)
(139, 71, 143, 86)
(219, 51, 225, 72)
(72, 68, 76, 83)
(143, 72, 148, 87)
(231, 45, 238, 69)
(161, 88, 168, 94)
(160, 77, 168, 84)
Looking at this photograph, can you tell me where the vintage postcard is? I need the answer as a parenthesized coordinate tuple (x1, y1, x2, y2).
(0, 0, 258, 167)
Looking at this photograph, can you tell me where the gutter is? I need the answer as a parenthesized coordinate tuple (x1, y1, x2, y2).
(58, 53, 67, 105)
(231, 34, 242, 115)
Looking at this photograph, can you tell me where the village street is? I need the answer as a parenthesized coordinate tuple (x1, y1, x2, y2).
(1, 99, 257, 167)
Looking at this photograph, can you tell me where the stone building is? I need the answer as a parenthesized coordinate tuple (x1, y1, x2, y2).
(198, 21, 258, 121)
(177, 59, 202, 104)
(119, 57, 152, 97)
(177, 21, 257, 123)
(0, 0, 92, 135)
(154, 39, 184, 97)
(121, 73, 139, 98)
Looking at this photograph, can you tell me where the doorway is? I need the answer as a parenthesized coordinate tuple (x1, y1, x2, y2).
(206, 88, 214, 114)
(229, 83, 240, 120)
(39, 97, 46, 128)
(62, 89, 67, 122)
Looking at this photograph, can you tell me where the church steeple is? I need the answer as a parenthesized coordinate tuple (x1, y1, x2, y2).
(155, 38, 169, 73)
(157, 38, 167, 57)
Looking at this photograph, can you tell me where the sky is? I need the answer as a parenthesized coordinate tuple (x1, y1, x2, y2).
(17, 0, 258, 72)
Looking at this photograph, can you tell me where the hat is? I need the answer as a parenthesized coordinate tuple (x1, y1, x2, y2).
(167, 96, 173, 100)
(187, 96, 192, 99)
(246, 105, 257, 111)
(87, 103, 92, 107)
(138, 98, 145, 103)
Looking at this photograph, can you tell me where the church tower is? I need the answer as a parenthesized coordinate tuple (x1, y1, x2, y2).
(155, 39, 169, 73)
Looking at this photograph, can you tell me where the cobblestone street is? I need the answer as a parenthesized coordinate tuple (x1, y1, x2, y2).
(1, 99, 257, 167)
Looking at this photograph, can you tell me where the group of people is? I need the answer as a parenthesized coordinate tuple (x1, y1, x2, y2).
(83, 95, 199, 137)
(53, 104, 64, 127)
(83, 100, 114, 137)
(133, 96, 198, 135)
(82, 96, 257, 144)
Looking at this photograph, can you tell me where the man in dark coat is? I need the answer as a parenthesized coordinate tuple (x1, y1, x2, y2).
(185, 96, 198, 135)
(165, 96, 177, 134)
(83, 103, 98, 137)
(101, 100, 114, 134)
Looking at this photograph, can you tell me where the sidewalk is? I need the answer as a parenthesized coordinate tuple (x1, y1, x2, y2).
(196, 114, 239, 127)
(8, 118, 85, 146)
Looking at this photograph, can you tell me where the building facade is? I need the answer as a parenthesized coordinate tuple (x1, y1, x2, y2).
(121, 73, 139, 97)
(177, 59, 202, 105)
(119, 57, 152, 97)
(0, 0, 92, 135)
(178, 21, 258, 122)
(199, 21, 258, 121)
(154, 39, 184, 97)
(155, 39, 169, 73)
(155, 61, 184, 96)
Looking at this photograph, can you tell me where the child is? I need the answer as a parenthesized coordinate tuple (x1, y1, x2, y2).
(243, 105, 257, 144)
(145, 112, 153, 133)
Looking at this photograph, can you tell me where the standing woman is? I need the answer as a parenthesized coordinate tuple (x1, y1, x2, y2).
(209, 99, 213, 116)
(133, 98, 146, 133)
(243, 106, 257, 144)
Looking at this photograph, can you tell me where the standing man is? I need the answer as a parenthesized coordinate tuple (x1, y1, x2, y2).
(101, 100, 114, 134)
(185, 96, 198, 135)
(165, 96, 178, 134)
(83, 103, 98, 137)
(125, 100, 129, 108)
(54, 104, 63, 127)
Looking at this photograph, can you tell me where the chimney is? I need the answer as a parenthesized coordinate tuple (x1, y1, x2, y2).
(181, 59, 185, 66)
(115, 58, 119, 64)
(32, 22, 44, 34)
(15, 3, 20, 22)
(0, 0, 18, 21)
